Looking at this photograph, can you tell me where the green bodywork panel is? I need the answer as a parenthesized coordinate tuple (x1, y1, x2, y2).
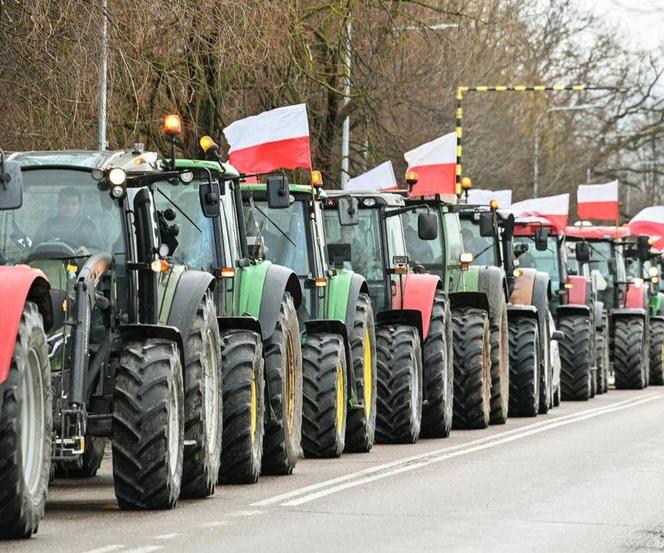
(237, 261, 269, 318)
(326, 268, 353, 324)
(157, 264, 187, 324)
(651, 292, 664, 317)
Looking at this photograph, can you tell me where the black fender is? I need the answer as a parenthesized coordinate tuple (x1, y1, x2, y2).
(650, 315, 664, 323)
(258, 264, 302, 341)
(507, 304, 538, 321)
(218, 315, 262, 337)
(376, 309, 423, 340)
(611, 307, 647, 319)
(557, 304, 591, 319)
(166, 270, 215, 354)
(449, 291, 490, 313)
(344, 273, 369, 336)
(477, 265, 507, 324)
(119, 323, 186, 370)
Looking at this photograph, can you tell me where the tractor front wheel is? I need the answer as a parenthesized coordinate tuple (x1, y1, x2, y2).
(596, 321, 610, 394)
(649, 319, 664, 386)
(489, 302, 510, 425)
(559, 315, 592, 400)
(614, 317, 647, 390)
(508, 317, 540, 417)
(54, 437, 105, 478)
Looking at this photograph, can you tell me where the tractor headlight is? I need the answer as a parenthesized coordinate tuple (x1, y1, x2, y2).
(649, 266, 659, 278)
(108, 168, 127, 186)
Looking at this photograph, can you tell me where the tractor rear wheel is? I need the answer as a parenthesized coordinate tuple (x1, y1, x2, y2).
(489, 302, 509, 425)
(0, 302, 51, 539)
(181, 292, 223, 499)
(559, 315, 592, 400)
(54, 437, 105, 478)
(452, 308, 491, 430)
(262, 293, 303, 475)
(375, 324, 423, 443)
(614, 317, 647, 390)
(345, 293, 377, 453)
(508, 317, 540, 417)
(649, 319, 664, 385)
(219, 329, 265, 484)
(219, 330, 265, 484)
(112, 339, 184, 510)
(596, 319, 610, 394)
(302, 333, 347, 458)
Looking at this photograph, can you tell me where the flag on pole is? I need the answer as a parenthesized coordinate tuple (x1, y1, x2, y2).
(508, 193, 569, 232)
(629, 206, 664, 238)
(404, 132, 456, 196)
(345, 161, 397, 192)
(466, 189, 512, 208)
(223, 104, 312, 173)
(577, 180, 619, 221)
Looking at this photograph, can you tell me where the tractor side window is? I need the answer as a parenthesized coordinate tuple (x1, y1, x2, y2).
(514, 235, 561, 294)
(384, 211, 406, 260)
(222, 180, 241, 264)
(445, 213, 464, 262)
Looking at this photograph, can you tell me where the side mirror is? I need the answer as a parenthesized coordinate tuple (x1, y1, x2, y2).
(479, 212, 494, 237)
(575, 241, 591, 263)
(337, 196, 359, 226)
(417, 212, 438, 240)
(266, 174, 290, 209)
(327, 243, 352, 266)
(199, 179, 221, 218)
(535, 227, 549, 251)
(514, 242, 529, 259)
(637, 235, 650, 262)
(0, 159, 23, 211)
(551, 330, 564, 342)
(502, 214, 515, 241)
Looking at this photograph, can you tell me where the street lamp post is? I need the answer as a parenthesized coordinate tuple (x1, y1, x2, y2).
(97, 0, 109, 151)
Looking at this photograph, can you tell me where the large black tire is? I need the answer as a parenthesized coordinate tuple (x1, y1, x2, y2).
(614, 317, 647, 390)
(54, 437, 105, 478)
(112, 339, 184, 510)
(508, 317, 540, 417)
(180, 291, 223, 499)
(421, 291, 453, 438)
(649, 319, 664, 385)
(489, 302, 509, 425)
(596, 322, 610, 394)
(538, 316, 552, 415)
(0, 302, 51, 539)
(219, 330, 265, 484)
(375, 324, 423, 443)
(345, 293, 377, 453)
(302, 333, 347, 458)
(262, 293, 303, 475)
(452, 308, 491, 430)
(558, 315, 592, 401)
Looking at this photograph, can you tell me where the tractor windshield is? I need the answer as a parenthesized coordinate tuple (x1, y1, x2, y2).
(514, 234, 562, 294)
(402, 208, 444, 268)
(245, 200, 309, 276)
(459, 217, 496, 266)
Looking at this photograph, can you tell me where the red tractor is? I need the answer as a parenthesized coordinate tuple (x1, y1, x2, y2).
(0, 154, 53, 538)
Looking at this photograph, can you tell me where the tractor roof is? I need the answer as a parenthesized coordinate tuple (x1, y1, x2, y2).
(513, 216, 560, 237)
(243, 183, 318, 196)
(565, 225, 630, 240)
(174, 158, 240, 178)
(10, 150, 133, 169)
(325, 189, 405, 207)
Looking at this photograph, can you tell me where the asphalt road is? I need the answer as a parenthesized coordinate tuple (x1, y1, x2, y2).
(6, 389, 664, 553)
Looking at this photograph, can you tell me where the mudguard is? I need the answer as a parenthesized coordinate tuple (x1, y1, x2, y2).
(257, 263, 302, 341)
(119, 323, 186, 370)
(0, 265, 52, 384)
(507, 304, 538, 320)
(510, 268, 536, 307)
(611, 307, 647, 319)
(477, 265, 507, 324)
(376, 309, 423, 339)
(624, 279, 647, 310)
(327, 270, 368, 337)
(449, 291, 490, 313)
(218, 316, 262, 336)
(398, 273, 441, 340)
(166, 269, 215, 351)
(557, 304, 591, 318)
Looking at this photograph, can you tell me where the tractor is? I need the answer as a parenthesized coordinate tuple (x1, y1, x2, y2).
(457, 203, 561, 415)
(240, 178, 377, 457)
(5, 149, 224, 515)
(322, 191, 452, 442)
(513, 219, 603, 401)
(0, 154, 53, 539)
(402, 193, 508, 428)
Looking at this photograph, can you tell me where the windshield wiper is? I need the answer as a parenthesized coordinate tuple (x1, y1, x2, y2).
(253, 204, 296, 248)
(155, 187, 201, 233)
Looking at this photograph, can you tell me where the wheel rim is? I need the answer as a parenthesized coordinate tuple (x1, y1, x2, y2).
(336, 363, 345, 434)
(168, 378, 180, 478)
(285, 334, 296, 432)
(203, 329, 220, 453)
(363, 329, 372, 418)
(250, 372, 258, 445)
(20, 347, 45, 495)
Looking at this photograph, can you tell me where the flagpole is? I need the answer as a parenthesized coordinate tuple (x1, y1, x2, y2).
(340, 16, 352, 188)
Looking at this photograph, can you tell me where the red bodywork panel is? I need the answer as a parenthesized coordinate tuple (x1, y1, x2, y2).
(392, 273, 441, 339)
(564, 275, 589, 306)
(565, 225, 630, 240)
(0, 265, 48, 384)
(513, 219, 559, 237)
(625, 278, 646, 309)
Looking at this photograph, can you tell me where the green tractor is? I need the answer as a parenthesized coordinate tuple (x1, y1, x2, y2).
(402, 194, 509, 428)
(457, 203, 560, 415)
(240, 180, 377, 457)
(4, 149, 225, 521)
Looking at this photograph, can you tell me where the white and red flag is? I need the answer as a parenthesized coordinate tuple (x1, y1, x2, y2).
(508, 193, 570, 233)
(629, 206, 664, 238)
(223, 104, 312, 174)
(577, 180, 619, 221)
(345, 161, 397, 192)
(467, 188, 512, 208)
(404, 132, 456, 196)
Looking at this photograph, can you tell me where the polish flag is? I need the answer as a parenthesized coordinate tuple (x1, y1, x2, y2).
(508, 193, 569, 233)
(577, 181, 619, 221)
(346, 161, 397, 192)
(467, 189, 512, 208)
(223, 104, 312, 174)
(404, 132, 456, 196)
(629, 206, 664, 238)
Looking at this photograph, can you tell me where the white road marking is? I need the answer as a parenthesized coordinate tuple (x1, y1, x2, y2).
(153, 534, 179, 540)
(122, 547, 163, 553)
(251, 393, 659, 507)
(81, 546, 125, 553)
(282, 394, 661, 506)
